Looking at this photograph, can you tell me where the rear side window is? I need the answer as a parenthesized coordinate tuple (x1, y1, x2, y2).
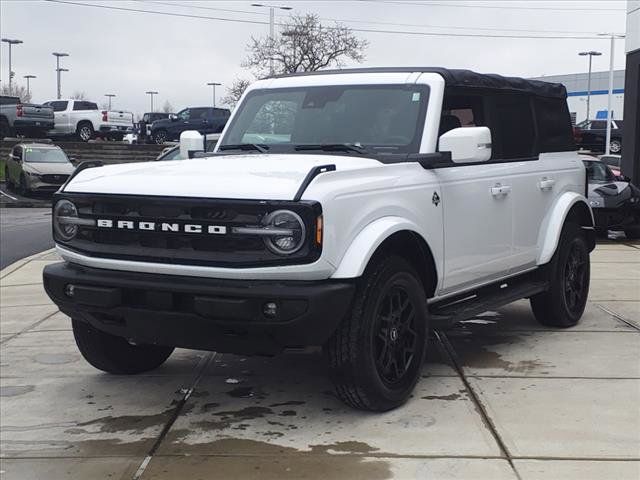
(191, 108, 211, 119)
(73, 101, 98, 111)
(533, 96, 576, 152)
(1, 96, 20, 105)
(489, 93, 535, 160)
(46, 101, 68, 112)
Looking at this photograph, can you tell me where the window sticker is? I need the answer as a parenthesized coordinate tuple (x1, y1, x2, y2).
(412, 92, 421, 102)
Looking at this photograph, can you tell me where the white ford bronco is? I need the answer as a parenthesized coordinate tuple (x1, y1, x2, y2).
(44, 68, 595, 411)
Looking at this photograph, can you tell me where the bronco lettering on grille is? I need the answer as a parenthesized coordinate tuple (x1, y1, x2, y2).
(96, 219, 227, 234)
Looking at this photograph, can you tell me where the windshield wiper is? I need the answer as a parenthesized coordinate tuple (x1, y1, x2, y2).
(218, 143, 269, 153)
(294, 143, 369, 154)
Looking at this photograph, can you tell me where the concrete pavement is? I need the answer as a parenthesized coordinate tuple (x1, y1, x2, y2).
(0, 244, 639, 479)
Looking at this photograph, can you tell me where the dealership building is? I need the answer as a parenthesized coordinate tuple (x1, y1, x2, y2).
(530, 70, 625, 125)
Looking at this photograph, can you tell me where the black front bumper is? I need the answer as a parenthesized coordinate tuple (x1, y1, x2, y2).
(592, 205, 640, 231)
(43, 262, 355, 355)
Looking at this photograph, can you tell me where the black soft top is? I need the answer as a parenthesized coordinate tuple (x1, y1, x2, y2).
(273, 67, 567, 99)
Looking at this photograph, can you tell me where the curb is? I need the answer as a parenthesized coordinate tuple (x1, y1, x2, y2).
(0, 201, 51, 208)
(0, 248, 56, 279)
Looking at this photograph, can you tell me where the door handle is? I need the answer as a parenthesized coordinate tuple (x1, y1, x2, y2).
(491, 184, 511, 197)
(538, 177, 555, 190)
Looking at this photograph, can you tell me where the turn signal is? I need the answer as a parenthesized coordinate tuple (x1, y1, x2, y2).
(315, 215, 323, 245)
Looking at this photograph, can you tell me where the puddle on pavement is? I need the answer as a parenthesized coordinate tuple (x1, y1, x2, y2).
(160, 436, 392, 479)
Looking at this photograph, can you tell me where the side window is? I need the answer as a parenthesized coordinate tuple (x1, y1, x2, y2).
(533, 96, 575, 153)
(591, 121, 606, 130)
(73, 101, 85, 111)
(177, 109, 190, 120)
(440, 93, 486, 137)
(47, 101, 68, 112)
(190, 108, 209, 119)
(487, 93, 535, 160)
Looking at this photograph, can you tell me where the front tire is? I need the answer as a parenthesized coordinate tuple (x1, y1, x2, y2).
(609, 139, 622, 154)
(325, 256, 428, 411)
(531, 223, 590, 327)
(72, 318, 174, 374)
(153, 130, 168, 144)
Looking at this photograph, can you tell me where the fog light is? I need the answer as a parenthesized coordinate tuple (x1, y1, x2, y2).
(65, 284, 75, 297)
(263, 301, 278, 318)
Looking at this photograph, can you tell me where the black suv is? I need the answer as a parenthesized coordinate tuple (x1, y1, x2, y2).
(150, 107, 230, 144)
(136, 112, 171, 142)
(575, 119, 624, 154)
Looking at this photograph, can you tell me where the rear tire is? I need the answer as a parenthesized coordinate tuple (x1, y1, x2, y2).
(531, 223, 590, 328)
(72, 318, 174, 374)
(325, 255, 428, 411)
(76, 122, 94, 142)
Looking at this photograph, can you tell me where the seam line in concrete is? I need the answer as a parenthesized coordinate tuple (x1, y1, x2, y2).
(131, 351, 216, 480)
(464, 375, 640, 380)
(595, 303, 640, 332)
(0, 310, 60, 346)
(435, 330, 522, 480)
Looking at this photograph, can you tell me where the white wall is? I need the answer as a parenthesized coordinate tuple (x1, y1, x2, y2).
(568, 93, 625, 123)
(627, 1, 640, 54)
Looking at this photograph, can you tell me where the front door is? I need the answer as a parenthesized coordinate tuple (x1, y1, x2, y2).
(437, 163, 514, 293)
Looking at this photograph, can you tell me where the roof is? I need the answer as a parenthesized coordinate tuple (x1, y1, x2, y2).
(272, 67, 568, 99)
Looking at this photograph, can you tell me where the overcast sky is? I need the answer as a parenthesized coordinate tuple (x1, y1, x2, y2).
(0, 0, 629, 116)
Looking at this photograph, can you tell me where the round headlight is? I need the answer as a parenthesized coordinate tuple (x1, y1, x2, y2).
(263, 210, 306, 255)
(53, 199, 79, 241)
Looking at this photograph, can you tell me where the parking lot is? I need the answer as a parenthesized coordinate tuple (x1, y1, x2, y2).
(1, 242, 639, 480)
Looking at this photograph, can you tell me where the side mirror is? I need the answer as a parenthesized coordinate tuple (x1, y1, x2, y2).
(180, 130, 204, 159)
(617, 174, 630, 182)
(169, 114, 178, 121)
(438, 126, 492, 164)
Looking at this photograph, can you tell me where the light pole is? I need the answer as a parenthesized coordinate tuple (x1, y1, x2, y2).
(597, 33, 625, 155)
(145, 91, 158, 112)
(57, 68, 69, 98)
(251, 3, 292, 76)
(52, 52, 69, 99)
(2, 38, 23, 95)
(578, 51, 601, 123)
(23, 74, 36, 99)
(105, 94, 116, 110)
(207, 82, 221, 108)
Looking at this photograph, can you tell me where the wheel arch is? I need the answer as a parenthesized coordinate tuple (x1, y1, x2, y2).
(537, 192, 595, 265)
(331, 217, 439, 298)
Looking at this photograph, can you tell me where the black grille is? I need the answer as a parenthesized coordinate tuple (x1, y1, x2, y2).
(55, 193, 322, 268)
(42, 174, 69, 184)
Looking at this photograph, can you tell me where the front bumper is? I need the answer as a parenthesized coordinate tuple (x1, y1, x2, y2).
(99, 125, 132, 134)
(43, 262, 355, 355)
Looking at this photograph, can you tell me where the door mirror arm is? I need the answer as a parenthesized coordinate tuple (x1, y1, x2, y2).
(407, 152, 453, 169)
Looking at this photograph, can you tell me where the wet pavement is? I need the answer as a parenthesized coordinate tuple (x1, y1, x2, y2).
(0, 244, 639, 479)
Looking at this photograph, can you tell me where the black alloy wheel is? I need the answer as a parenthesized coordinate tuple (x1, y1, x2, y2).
(562, 241, 589, 316)
(373, 285, 419, 387)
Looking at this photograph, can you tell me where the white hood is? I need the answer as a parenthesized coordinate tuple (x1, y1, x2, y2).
(64, 154, 383, 200)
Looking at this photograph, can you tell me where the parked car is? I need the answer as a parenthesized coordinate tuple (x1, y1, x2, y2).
(150, 107, 230, 144)
(583, 158, 640, 239)
(0, 95, 55, 139)
(155, 133, 221, 160)
(44, 67, 595, 412)
(137, 112, 172, 143)
(574, 119, 624, 154)
(599, 154, 622, 177)
(4, 143, 74, 195)
(43, 99, 134, 142)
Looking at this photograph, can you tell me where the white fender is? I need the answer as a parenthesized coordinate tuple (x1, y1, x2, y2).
(537, 191, 594, 265)
(331, 216, 435, 279)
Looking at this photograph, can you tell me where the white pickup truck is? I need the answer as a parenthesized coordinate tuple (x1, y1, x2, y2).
(43, 99, 134, 142)
(43, 68, 595, 411)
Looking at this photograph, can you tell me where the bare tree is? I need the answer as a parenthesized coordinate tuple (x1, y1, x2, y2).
(243, 14, 368, 77)
(70, 91, 88, 100)
(222, 78, 251, 108)
(1, 84, 32, 103)
(162, 100, 174, 113)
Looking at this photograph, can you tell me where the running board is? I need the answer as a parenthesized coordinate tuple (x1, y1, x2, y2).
(429, 274, 549, 328)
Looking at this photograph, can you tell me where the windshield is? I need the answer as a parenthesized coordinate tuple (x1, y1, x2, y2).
(584, 160, 616, 182)
(220, 84, 430, 154)
(24, 147, 69, 163)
